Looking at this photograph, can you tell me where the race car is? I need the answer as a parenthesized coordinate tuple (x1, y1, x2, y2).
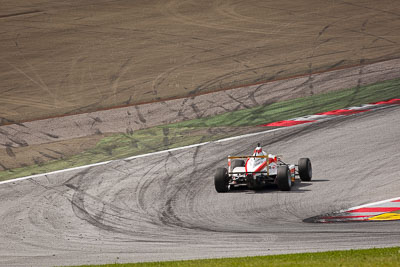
(214, 143, 312, 192)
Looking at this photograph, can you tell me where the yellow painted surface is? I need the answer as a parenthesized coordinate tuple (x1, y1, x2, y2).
(368, 213, 400, 221)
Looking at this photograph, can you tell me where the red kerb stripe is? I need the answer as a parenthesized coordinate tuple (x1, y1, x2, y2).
(372, 99, 400, 105)
(262, 120, 316, 127)
(347, 207, 400, 213)
(316, 109, 370, 116)
(322, 215, 370, 219)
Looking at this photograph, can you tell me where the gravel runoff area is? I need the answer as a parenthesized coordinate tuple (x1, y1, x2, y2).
(2, 0, 400, 124)
(1, 58, 400, 150)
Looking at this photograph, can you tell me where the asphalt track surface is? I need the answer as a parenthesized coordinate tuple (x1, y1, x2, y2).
(0, 106, 399, 267)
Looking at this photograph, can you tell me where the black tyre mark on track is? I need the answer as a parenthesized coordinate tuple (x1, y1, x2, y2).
(0, 10, 41, 19)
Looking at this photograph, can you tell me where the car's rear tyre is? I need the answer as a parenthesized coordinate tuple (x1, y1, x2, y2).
(277, 165, 291, 191)
(231, 159, 245, 169)
(214, 167, 229, 193)
(298, 158, 312, 181)
(246, 175, 255, 190)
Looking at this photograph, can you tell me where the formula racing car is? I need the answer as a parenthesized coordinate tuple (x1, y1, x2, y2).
(214, 143, 312, 192)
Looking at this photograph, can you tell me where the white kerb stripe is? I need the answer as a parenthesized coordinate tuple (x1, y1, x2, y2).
(341, 197, 400, 213)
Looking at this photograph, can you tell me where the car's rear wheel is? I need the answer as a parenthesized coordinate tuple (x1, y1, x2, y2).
(277, 165, 291, 191)
(246, 175, 255, 190)
(298, 158, 312, 181)
(214, 167, 229, 193)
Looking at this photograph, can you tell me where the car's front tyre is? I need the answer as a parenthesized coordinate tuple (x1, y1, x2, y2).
(298, 158, 312, 181)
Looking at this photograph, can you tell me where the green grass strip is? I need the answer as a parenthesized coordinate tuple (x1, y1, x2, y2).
(68, 247, 400, 267)
(1, 78, 399, 182)
(0, 127, 228, 181)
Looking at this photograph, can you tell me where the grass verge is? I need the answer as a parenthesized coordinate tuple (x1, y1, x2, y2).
(1, 78, 399, 182)
(69, 247, 400, 267)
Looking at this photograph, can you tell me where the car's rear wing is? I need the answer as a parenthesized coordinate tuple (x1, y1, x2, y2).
(228, 155, 270, 159)
(228, 155, 274, 176)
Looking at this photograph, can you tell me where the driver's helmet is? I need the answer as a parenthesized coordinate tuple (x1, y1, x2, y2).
(253, 143, 264, 156)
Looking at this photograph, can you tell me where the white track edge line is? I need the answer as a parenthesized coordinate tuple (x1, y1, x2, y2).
(0, 126, 288, 185)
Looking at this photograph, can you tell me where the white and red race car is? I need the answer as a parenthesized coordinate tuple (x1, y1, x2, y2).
(214, 143, 312, 192)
